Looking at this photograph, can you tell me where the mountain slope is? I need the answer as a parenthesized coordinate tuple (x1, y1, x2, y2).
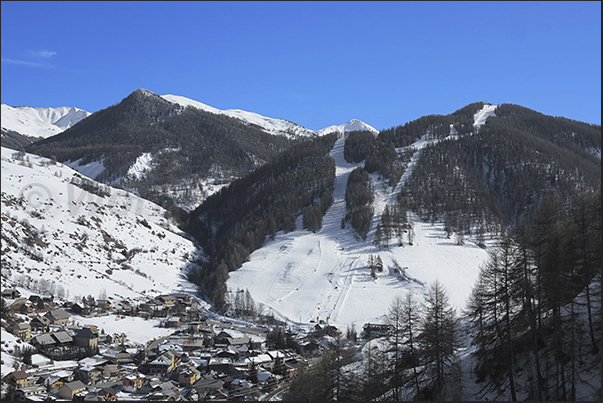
(399, 103, 601, 229)
(1, 104, 91, 139)
(225, 134, 490, 330)
(161, 94, 317, 139)
(24, 89, 300, 211)
(1, 104, 91, 150)
(318, 119, 379, 136)
(1, 146, 203, 304)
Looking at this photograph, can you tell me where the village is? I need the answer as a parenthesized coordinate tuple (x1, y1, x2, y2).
(1, 287, 387, 401)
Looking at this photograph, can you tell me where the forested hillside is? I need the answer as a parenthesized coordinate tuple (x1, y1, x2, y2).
(283, 186, 600, 401)
(400, 104, 600, 235)
(25, 89, 298, 210)
(185, 133, 338, 310)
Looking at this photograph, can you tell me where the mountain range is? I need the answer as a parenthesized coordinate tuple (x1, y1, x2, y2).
(1, 105, 90, 150)
(11, 90, 374, 212)
(1, 91, 600, 400)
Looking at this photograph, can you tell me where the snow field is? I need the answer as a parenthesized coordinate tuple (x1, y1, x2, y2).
(227, 134, 490, 331)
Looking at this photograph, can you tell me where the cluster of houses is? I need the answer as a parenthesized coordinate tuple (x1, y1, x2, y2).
(1, 288, 363, 401)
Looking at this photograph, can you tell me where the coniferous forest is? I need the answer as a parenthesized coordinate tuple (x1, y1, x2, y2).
(283, 187, 600, 401)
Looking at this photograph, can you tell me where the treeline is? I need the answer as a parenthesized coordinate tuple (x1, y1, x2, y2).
(185, 133, 337, 311)
(378, 102, 486, 147)
(285, 188, 600, 401)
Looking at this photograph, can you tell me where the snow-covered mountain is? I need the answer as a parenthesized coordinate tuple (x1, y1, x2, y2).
(0, 146, 204, 305)
(162, 93, 378, 140)
(1, 104, 90, 139)
(317, 118, 379, 136)
(225, 133, 490, 331)
(161, 93, 318, 139)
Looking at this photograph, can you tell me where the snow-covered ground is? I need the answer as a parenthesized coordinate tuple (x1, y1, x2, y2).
(1, 104, 90, 139)
(1, 146, 204, 304)
(227, 133, 490, 332)
(473, 103, 497, 129)
(317, 118, 379, 136)
(161, 93, 318, 139)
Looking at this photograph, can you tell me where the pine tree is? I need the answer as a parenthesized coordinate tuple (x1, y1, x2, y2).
(419, 280, 459, 399)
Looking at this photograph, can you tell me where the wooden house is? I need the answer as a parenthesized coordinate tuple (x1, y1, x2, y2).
(30, 315, 51, 332)
(44, 309, 70, 326)
(12, 322, 31, 340)
(2, 370, 35, 389)
(73, 327, 99, 352)
(58, 380, 87, 399)
(1, 288, 21, 299)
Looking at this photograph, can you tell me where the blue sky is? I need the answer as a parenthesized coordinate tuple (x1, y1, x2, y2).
(1, 1, 601, 131)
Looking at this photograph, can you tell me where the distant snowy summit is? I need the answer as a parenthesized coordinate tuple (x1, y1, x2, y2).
(161, 93, 378, 139)
(317, 119, 379, 136)
(1, 104, 91, 139)
(161, 93, 317, 139)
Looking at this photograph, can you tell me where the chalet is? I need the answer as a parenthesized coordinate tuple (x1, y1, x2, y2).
(147, 350, 180, 375)
(362, 322, 393, 338)
(122, 374, 144, 392)
(296, 340, 319, 356)
(51, 330, 73, 345)
(58, 380, 87, 399)
(18, 300, 35, 314)
(76, 365, 104, 384)
(69, 302, 91, 316)
(208, 357, 234, 375)
(105, 365, 121, 381)
(95, 386, 119, 401)
(96, 299, 112, 312)
(168, 335, 208, 351)
(29, 294, 53, 304)
(145, 380, 183, 401)
(73, 327, 99, 352)
(156, 294, 178, 307)
(161, 316, 181, 328)
(14, 385, 47, 400)
(176, 363, 201, 386)
(103, 347, 134, 364)
(32, 333, 57, 349)
(45, 309, 70, 326)
(36, 369, 74, 392)
(30, 314, 51, 332)
(113, 300, 135, 315)
(2, 370, 35, 389)
(213, 330, 233, 346)
(12, 322, 31, 340)
(225, 337, 251, 354)
(6, 298, 28, 314)
(246, 353, 273, 368)
(192, 375, 226, 400)
(1, 288, 20, 299)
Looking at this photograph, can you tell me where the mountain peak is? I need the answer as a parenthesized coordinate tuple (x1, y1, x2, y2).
(1, 104, 91, 139)
(317, 119, 378, 136)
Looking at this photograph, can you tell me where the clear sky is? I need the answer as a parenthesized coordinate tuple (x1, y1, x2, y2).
(1, 1, 601, 131)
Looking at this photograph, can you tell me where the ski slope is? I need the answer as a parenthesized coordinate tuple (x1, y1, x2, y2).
(226, 134, 490, 331)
